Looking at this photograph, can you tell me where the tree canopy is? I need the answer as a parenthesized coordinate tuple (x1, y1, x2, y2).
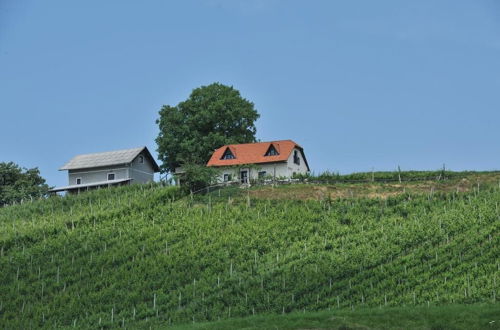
(156, 83, 260, 173)
(0, 162, 50, 206)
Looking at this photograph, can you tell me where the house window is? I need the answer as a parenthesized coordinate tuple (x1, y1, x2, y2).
(223, 173, 232, 182)
(265, 144, 279, 156)
(138, 155, 144, 164)
(294, 150, 300, 165)
(76, 178, 82, 185)
(221, 148, 235, 160)
(258, 171, 267, 179)
(107, 173, 115, 181)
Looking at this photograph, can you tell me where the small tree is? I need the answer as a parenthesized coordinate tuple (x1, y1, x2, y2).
(0, 162, 50, 206)
(177, 164, 218, 194)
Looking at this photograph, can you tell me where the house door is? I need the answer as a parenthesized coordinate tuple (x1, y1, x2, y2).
(240, 170, 248, 183)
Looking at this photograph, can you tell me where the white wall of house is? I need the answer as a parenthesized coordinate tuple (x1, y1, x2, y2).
(286, 147, 309, 175)
(214, 163, 286, 183)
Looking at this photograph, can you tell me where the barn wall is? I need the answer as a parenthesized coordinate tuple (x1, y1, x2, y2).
(129, 151, 155, 183)
(68, 166, 129, 186)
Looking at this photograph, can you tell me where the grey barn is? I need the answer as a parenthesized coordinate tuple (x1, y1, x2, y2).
(49, 147, 160, 193)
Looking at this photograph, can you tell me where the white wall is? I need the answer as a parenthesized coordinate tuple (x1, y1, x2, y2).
(285, 147, 309, 175)
(215, 163, 287, 183)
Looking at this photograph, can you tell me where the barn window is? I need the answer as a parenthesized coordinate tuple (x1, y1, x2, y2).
(258, 171, 267, 178)
(138, 155, 144, 164)
(221, 148, 235, 160)
(107, 173, 115, 181)
(265, 144, 279, 156)
(76, 178, 82, 185)
(294, 150, 300, 165)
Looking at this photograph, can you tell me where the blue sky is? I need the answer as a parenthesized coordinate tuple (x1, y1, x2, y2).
(1, 0, 499, 187)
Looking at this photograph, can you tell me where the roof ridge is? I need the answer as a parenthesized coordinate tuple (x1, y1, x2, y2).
(73, 146, 145, 157)
(221, 140, 295, 148)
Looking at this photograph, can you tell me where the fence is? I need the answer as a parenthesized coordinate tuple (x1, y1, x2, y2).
(188, 171, 476, 199)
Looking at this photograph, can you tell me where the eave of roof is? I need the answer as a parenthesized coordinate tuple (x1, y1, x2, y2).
(48, 178, 131, 192)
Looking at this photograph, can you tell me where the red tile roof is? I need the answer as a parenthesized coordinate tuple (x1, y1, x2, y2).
(207, 140, 305, 167)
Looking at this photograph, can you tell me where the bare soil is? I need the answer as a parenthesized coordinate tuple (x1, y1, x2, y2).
(248, 172, 500, 201)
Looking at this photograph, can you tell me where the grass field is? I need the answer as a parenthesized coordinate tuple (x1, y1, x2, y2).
(245, 171, 500, 201)
(164, 304, 500, 330)
(0, 171, 498, 329)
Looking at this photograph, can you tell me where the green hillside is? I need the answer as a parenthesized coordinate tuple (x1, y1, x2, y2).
(167, 304, 500, 329)
(0, 174, 499, 329)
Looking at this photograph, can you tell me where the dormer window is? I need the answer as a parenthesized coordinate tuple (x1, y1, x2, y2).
(221, 148, 235, 160)
(265, 144, 279, 156)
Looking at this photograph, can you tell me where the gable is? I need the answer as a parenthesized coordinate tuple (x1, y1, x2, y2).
(286, 147, 310, 171)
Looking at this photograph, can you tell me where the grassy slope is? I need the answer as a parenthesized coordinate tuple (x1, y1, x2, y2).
(247, 171, 500, 200)
(0, 173, 499, 329)
(165, 304, 500, 330)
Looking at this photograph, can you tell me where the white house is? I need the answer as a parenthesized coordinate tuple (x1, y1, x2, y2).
(49, 146, 160, 194)
(206, 140, 310, 184)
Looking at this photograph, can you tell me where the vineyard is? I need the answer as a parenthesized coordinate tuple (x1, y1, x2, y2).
(0, 174, 499, 328)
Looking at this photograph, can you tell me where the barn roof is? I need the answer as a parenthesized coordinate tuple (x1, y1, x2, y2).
(207, 140, 309, 170)
(59, 146, 160, 172)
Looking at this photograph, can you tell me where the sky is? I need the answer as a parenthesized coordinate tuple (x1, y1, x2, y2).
(1, 0, 500, 188)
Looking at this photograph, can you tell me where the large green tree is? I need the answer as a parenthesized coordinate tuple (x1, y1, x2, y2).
(0, 162, 50, 206)
(156, 83, 260, 173)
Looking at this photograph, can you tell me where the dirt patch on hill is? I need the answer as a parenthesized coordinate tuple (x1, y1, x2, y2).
(247, 174, 500, 201)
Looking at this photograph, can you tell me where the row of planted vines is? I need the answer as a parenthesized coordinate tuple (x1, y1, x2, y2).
(0, 183, 499, 328)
